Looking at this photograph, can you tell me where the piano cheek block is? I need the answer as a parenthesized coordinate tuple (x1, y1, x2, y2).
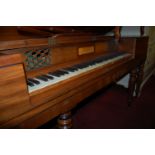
(0, 64, 31, 126)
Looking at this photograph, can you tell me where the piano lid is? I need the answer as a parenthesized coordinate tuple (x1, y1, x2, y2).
(0, 26, 115, 41)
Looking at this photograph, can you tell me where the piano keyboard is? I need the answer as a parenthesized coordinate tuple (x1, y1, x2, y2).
(28, 52, 131, 93)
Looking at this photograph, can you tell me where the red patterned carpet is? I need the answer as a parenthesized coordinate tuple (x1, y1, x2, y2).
(40, 75, 155, 129)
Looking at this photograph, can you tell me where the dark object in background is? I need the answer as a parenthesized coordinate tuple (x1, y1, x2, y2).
(17, 26, 115, 35)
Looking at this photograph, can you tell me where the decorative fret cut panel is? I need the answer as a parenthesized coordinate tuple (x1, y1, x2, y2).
(24, 48, 51, 71)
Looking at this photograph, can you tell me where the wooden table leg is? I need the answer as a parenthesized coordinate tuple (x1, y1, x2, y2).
(128, 68, 137, 106)
(57, 111, 72, 129)
(135, 63, 144, 97)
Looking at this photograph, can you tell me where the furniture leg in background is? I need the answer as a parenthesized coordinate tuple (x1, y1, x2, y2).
(128, 68, 137, 106)
(135, 63, 145, 97)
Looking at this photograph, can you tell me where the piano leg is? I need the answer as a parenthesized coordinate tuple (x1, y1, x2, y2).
(135, 63, 144, 97)
(128, 68, 137, 106)
(57, 111, 72, 129)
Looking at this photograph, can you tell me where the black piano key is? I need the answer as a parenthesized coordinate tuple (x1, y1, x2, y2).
(28, 78, 40, 85)
(60, 70, 69, 74)
(42, 74, 54, 80)
(57, 70, 67, 75)
(27, 81, 34, 87)
(48, 72, 58, 77)
(61, 70, 69, 74)
(79, 64, 87, 69)
(48, 72, 61, 77)
(95, 60, 103, 63)
(81, 62, 89, 67)
(82, 63, 89, 67)
(88, 61, 96, 66)
(49, 71, 60, 76)
(69, 68, 78, 72)
(73, 64, 85, 69)
(63, 67, 78, 72)
(48, 70, 67, 77)
(36, 75, 49, 82)
(73, 64, 80, 67)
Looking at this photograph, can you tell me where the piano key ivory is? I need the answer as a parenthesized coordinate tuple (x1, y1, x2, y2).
(0, 34, 148, 128)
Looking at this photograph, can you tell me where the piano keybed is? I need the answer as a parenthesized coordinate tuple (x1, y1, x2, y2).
(27, 51, 131, 93)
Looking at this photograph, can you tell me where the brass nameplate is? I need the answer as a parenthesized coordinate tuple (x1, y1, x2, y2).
(78, 46, 94, 55)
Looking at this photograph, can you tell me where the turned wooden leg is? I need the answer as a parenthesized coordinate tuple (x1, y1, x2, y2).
(128, 68, 137, 106)
(57, 111, 72, 129)
(135, 63, 144, 97)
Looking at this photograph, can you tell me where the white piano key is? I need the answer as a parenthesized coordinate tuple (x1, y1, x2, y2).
(28, 53, 131, 93)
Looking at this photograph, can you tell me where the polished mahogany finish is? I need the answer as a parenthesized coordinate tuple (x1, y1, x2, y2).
(0, 27, 148, 128)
